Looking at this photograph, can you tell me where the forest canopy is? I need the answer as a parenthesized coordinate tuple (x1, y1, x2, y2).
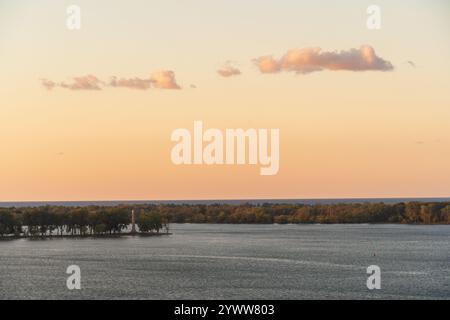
(0, 201, 449, 238)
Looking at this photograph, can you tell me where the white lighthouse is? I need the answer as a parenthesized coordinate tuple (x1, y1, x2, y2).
(131, 209, 137, 234)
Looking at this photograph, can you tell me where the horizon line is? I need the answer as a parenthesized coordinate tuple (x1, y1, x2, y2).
(1, 196, 450, 204)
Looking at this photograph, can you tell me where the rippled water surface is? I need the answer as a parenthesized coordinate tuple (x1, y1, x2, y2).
(0, 224, 449, 299)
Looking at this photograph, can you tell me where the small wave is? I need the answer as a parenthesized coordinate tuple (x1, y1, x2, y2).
(385, 271, 429, 276)
(153, 254, 360, 270)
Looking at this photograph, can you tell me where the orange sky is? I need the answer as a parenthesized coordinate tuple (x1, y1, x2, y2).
(1, 0, 449, 201)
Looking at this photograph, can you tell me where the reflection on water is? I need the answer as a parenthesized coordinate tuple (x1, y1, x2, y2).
(0, 224, 449, 299)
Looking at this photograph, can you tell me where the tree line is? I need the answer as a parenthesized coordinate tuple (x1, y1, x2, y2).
(157, 201, 450, 224)
(0, 206, 167, 238)
(0, 201, 449, 238)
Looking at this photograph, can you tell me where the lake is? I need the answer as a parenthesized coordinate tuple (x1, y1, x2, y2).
(0, 224, 448, 299)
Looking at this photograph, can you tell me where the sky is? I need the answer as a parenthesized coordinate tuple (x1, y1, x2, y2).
(1, 0, 450, 201)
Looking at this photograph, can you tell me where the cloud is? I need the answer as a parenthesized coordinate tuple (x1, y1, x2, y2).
(254, 45, 393, 74)
(41, 71, 182, 91)
(109, 76, 152, 90)
(150, 70, 181, 89)
(253, 56, 281, 74)
(40, 75, 102, 90)
(40, 79, 57, 90)
(60, 75, 103, 90)
(217, 63, 241, 77)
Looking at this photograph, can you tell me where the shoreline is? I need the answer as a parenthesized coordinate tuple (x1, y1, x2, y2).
(1, 201, 448, 239)
(2, 222, 448, 241)
(0, 232, 171, 241)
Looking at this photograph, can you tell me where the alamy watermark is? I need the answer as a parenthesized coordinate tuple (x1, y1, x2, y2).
(170, 121, 280, 175)
(66, 5, 81, 30)
(66, 265, 81, 290)
(366, 5, 381, 30)
(366, 265, 381, 290)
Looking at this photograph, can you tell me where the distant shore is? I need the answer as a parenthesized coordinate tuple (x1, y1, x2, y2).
(1, 197, 450, 208)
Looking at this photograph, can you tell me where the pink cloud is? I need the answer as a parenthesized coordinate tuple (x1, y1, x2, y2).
(253, 56, 281, 74)
(109, 76, 152, 90)
(254, 45, 393, 74)
(217, 63, 241, 77)
(40, 79, 57, 90)
(150, 70, 181, 89)
(59, 75, 103, 90)
(41, 71, 182, 91)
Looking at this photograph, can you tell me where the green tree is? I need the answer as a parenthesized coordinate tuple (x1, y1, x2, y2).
(0, 210, 16, 236)
(138, 212, 163, 233)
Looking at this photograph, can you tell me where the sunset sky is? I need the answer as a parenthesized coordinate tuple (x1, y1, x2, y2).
(1, 0, 449, 201)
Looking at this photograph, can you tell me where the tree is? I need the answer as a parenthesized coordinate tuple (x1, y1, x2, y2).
(0, 210, 16, 237)
(102, 208, 129, 234)
(441, 205, 450, 224)
(138, 212, 163, 233)
(405, 202, 421, 223)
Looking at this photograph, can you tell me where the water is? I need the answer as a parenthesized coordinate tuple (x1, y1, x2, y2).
(0, 224, 448, 300)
